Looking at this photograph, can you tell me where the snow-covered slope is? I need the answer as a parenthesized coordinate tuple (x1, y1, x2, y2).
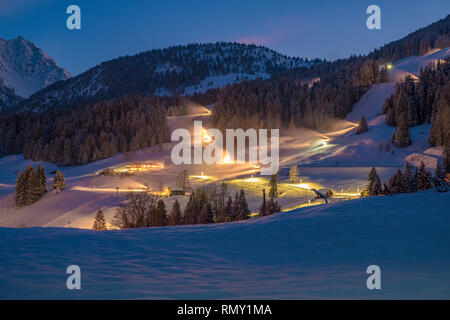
(299, 48, 449, 168)
(0, 36, 70, 102)
(0, 190, 448, 299)
(389, 47, 450, 82)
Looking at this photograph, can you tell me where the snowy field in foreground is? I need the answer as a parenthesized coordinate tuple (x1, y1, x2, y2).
(0, 190, 449, 299)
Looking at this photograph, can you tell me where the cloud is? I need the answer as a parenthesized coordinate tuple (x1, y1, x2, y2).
(235, 29, 290, 46)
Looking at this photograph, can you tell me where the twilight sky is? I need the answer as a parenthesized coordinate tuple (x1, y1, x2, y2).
(1, 0, 448, 75)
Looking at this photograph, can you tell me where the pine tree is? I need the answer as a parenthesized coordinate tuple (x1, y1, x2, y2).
(14, 171, 26, 207)
(268, 173, 279, 201)
(434, 161, 446, 181)
(392, 112, 411, 147)
(402, 162, 414, 193)
(443, 140, 450, 174)
(198, 203, 213, 224)
(92, 210, 107, 231)
(37, 166, 47, 193)
(388, 169, 403, 194)
(52, 170, 66, 191)
(367, 167, 382, 195)
(289, 165, 299, 182)
(236, 189, 250, 220)
(230, 192, 239, 221)
(169, 199, 183, 225)
(356, 115, 368, 134)
(417, 161, 432, 191)
(382, 183, 390, 195)
(152, 199, 168, 226)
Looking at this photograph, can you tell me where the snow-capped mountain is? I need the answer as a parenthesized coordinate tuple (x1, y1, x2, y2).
(0, 36, 70, 107)
(16, 42, 317, 113)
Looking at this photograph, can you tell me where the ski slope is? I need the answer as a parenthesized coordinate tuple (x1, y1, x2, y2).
(308, 47, 450, 167)
(0, 190, 449, 299)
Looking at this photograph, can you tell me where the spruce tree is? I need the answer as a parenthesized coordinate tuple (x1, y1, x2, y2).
(152, 199, 168, 226)
(169, 199, 183, 225)
(417, 161, 432, 191)
(392, 112, 411, 147)
(356, 115, 368, 134)
(236, 189, 250, 220)
(368, 167, 382, 195)
(92, 210, 107, 231)
(37, 166, 47, 193)
(268, 173, 279, 201)
(388, 170, 403, 194)
(14, 171, 26, 207)
(52, 170, 66, 191)
(289, 165, 299, 182)
(198, 203, 213, 224)
(434, 161, 445, 181)
(443, 141, 450, 174)
(402, 162, 414, 193)
(230, 192, 239, 221)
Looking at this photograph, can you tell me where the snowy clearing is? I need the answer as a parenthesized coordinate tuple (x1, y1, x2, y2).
(0, 190, 448, 299)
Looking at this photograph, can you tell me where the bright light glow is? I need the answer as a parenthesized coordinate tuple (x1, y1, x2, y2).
(202, 128, 212, 142)
(290, 183, 311, 190)
(191, 174, 210, 180)
(386, 64, 393, 69)
(223, 154, 231, 164)
(240, 177, 260, 183)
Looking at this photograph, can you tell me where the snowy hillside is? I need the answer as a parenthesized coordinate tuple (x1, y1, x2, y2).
(300, 47, 449, 168)
(0, 36, 70, 102)
(16, 42, 315, 113)
(0, 190, 448, 299)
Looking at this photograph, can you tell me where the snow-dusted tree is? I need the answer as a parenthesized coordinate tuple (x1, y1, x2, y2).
(289, 164, 299, 182)
(152, 199, 168, 227)
(356, 115, 368, 134)
(402, 162, 415, 193)
(52, 170, 66, 191)
(417, 161, 432, 191)
(392, 111, 411, 147)
(368, 167, 382, 195)
(235, 189, 250, 220)
(14, 171, 26, 207)
(169, 199, 183, 225)
(434, 161, 446, 181)
(37, 166, 47, 193)
(198, 203, 213, 224)
(268, 173, 279, 201)
(388, 170, 403, 194)
(444, 140, 450, 174)
(92, 210, 107, 231)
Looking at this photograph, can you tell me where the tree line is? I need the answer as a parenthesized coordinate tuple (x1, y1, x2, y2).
(382, 58, 449, 148)
(15, 166, 66, 207)
(0, 95, 172, 166)
(365, 161, 446, 197)
(210, 58, 387, 131)
(110, 174, 282, 230)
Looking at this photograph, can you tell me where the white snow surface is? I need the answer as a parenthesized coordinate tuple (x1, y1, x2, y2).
(0, 190, 448, 299)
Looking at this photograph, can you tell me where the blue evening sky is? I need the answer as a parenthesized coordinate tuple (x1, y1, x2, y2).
(1, 0, 448, 75)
